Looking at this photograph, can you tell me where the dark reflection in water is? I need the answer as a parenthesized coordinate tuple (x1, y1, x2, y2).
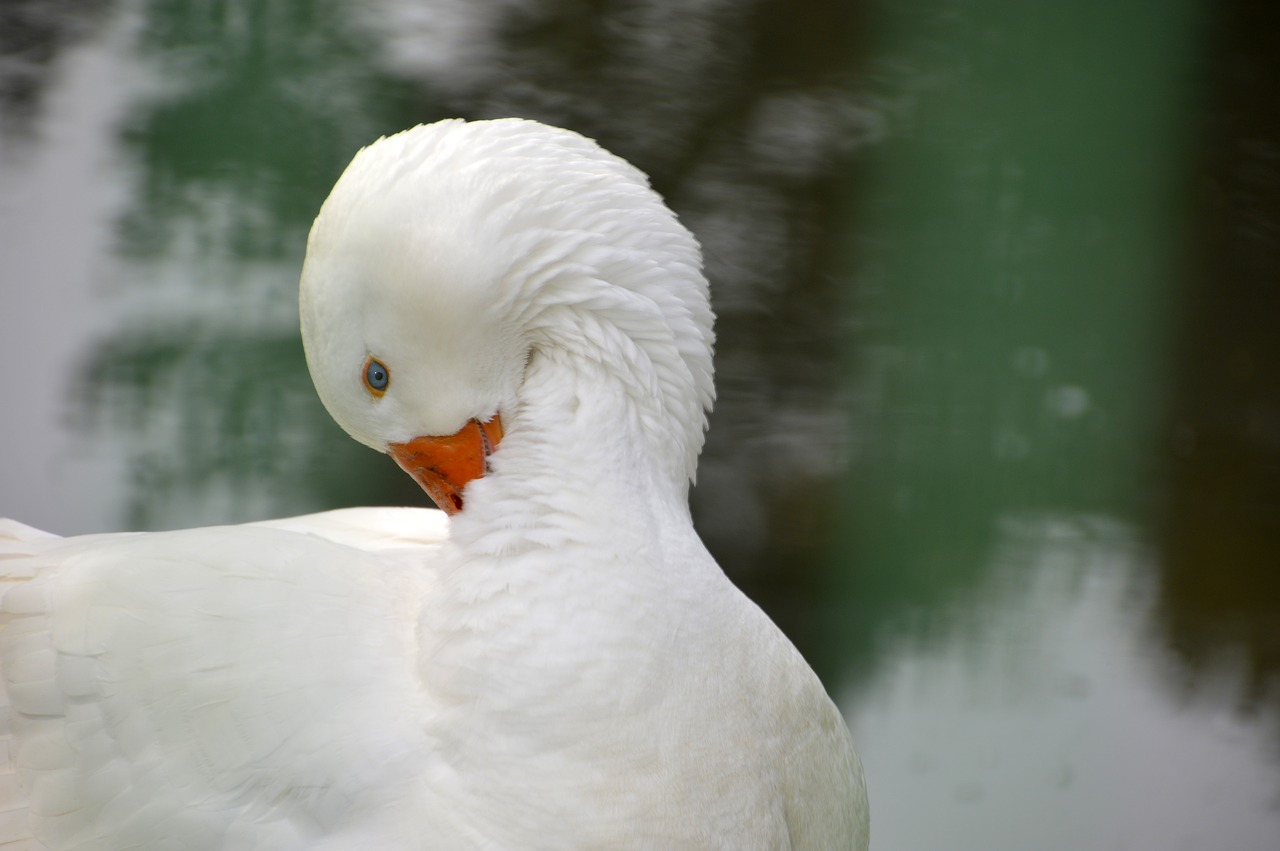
(0, 0, 114, 134)
(1158, 0, 1280, 717)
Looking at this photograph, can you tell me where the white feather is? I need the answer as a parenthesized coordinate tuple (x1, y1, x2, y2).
(2, 118, 867, 849)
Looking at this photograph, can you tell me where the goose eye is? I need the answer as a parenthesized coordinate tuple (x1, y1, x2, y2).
(363, 357, 390, 396)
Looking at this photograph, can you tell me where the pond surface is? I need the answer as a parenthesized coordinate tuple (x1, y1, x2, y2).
(2, 1, 1278, 848)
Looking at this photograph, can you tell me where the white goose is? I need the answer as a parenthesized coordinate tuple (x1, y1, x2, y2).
(0, 118, 868, 850)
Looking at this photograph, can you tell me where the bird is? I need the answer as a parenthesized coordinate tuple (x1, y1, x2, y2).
(0, 118, 868, 850)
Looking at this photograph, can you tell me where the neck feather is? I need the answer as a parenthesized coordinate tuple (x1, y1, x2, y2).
(419, 346, 721, 714)
(450, 346, 694, 559)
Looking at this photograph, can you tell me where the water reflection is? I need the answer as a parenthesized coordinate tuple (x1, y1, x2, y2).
(1, 0, 1279, 847)
(851, 512, 1280, 851)
(0, 0, 115, 137)
(0, 3, 139, 533)
(79, 0, 430, 527)
(1154, 0, 1280, 732)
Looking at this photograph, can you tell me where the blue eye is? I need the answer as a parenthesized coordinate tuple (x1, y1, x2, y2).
(363, 357, 390, 396)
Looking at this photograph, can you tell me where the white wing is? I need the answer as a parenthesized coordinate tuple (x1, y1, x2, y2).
(0, 508, 445, 850)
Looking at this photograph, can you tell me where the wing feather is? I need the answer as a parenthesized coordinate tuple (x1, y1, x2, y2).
(0, 509, 443, 849)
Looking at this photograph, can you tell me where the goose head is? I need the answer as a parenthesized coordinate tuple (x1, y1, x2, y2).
(299, 119, 715, 514)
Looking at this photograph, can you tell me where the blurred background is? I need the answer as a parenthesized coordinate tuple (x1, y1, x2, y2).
(2, 0, 1278, 847)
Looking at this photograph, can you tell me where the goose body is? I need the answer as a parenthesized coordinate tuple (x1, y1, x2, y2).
(0, 119, 868, 849)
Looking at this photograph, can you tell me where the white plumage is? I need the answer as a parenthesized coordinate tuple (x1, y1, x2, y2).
(1, 119, 868, 849)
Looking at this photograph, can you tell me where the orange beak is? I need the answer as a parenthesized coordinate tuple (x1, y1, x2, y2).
(387, 415, 504, 515)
